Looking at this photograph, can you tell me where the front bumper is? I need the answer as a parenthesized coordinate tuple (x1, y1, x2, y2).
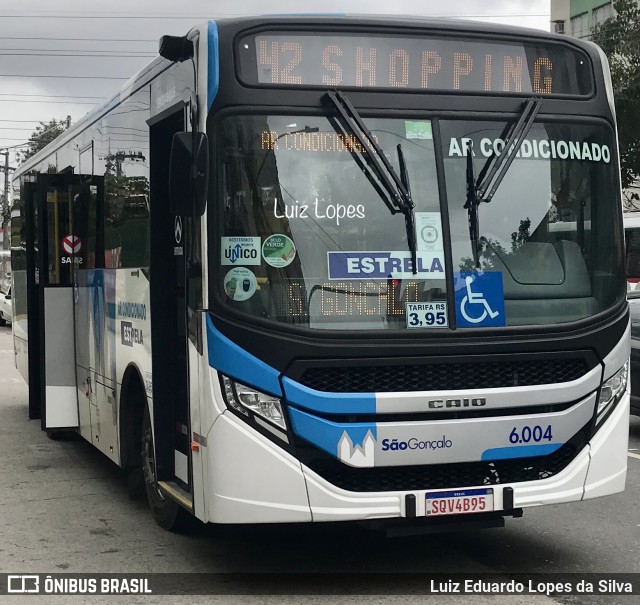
(203, 390, 629, 524)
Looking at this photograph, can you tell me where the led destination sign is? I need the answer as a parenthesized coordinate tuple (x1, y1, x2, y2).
(238, 32, 592, 96)
(279, 280, 425, 319)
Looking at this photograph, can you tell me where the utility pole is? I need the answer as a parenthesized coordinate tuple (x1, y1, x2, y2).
(0, 150, 15, 250)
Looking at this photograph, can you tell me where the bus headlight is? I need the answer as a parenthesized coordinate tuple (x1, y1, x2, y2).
(596, 363, 628, 422)
(220, 375, 286, 430)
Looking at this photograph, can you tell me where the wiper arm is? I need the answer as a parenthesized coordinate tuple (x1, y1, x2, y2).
(476, 97, 541, 202)
(465, 97, 542, 267)
(465, 149, 481, 268)
(326, 90, 418, 273)
(397, 143, 417, 274)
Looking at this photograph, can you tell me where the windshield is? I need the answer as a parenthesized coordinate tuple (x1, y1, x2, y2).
(216, 114, 443, 329)
(442, 120, 623, 326)
(213, 114, 624, 331)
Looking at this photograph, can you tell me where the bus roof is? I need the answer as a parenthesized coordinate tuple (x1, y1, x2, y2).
(232, 14, 560, 38)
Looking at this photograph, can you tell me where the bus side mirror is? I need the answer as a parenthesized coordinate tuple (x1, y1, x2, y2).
(169, 131, 209, 217)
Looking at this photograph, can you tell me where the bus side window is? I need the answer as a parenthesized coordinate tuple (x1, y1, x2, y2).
(101, 88, 150, 269)
(626, 228, 640, 280)
(104, 178, 149, 269)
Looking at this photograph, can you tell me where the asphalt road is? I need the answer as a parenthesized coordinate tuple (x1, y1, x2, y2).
(0, 325, 638, 605)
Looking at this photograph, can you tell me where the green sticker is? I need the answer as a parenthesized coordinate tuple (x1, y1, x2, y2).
(262, 234, 296, 268)
(224, 267, 257, 301)
(405, 121, 432, 140)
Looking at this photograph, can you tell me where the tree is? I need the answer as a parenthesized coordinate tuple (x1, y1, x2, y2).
(592, 0, 640, 193)
(459, 218, 532, 271)
(16, 116, 71, 164)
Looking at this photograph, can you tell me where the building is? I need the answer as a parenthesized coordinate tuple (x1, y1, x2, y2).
(551, 0, 615, 38)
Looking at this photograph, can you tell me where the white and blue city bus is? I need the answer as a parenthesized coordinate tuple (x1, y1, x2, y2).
(11, 15, 630, 531)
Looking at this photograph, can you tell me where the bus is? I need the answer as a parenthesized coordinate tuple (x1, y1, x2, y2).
(0, 249, 9, 291)
(0, 249, 11, 325)
(11, 15, 630, 532)
(624, 213, 640, 290)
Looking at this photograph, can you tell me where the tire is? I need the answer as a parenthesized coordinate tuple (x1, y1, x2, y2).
(127, 465, 145, 500)
(126, 380, 145, 500)
(141, 403, 191, 531)
(0, 315, 6, 327)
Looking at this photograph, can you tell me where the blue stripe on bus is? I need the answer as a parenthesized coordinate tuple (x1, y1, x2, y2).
(208, 21, 220, 111)
(206, 315, 282, 396)
(288, 407, 376, 457)
(282, 377, 376, 414)
(481, 443, 563, 461)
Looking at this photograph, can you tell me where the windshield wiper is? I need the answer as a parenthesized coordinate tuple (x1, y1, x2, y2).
(325, 90, 418, 274)
(465, 150, 481, 268)
(397, 143, 417, 274)
(465, 96, 542, 267)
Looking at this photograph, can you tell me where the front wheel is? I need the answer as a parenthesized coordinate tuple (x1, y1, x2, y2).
(141, 405, 190, 531)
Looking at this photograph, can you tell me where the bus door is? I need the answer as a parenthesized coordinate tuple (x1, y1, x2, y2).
(24, 173, 101, 430)
(148, 104, 195, 503)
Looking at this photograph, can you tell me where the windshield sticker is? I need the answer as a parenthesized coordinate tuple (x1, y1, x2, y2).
(415, 212, 444, 251)
(221, 236, 261, 266)
(448, 137, 611, 163)
(328, 251, 445, 280)
(273, 197, 365, 226)
(224, 267, 257, 302)
(454, 272, 506, 328)
(262, 234, 296, 268)
(405, 121, 432, 140)
(406, 302, 448, 328)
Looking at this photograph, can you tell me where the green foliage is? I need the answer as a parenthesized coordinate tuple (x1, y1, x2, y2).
(459, 218, 531, 271)
(592, 0, 640, 189)
(16, 116, 71, 164)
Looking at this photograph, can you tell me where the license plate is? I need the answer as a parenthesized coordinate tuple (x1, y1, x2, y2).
(425, 488, 494, 516)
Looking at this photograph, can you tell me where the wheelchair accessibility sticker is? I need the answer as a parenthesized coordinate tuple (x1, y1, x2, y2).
(454, 272, 505, 327)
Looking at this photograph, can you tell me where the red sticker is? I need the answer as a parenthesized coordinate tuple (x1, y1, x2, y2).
(62, 234, 82, 255)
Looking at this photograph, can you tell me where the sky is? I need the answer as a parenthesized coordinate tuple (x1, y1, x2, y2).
(0, 0, 551, 169)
